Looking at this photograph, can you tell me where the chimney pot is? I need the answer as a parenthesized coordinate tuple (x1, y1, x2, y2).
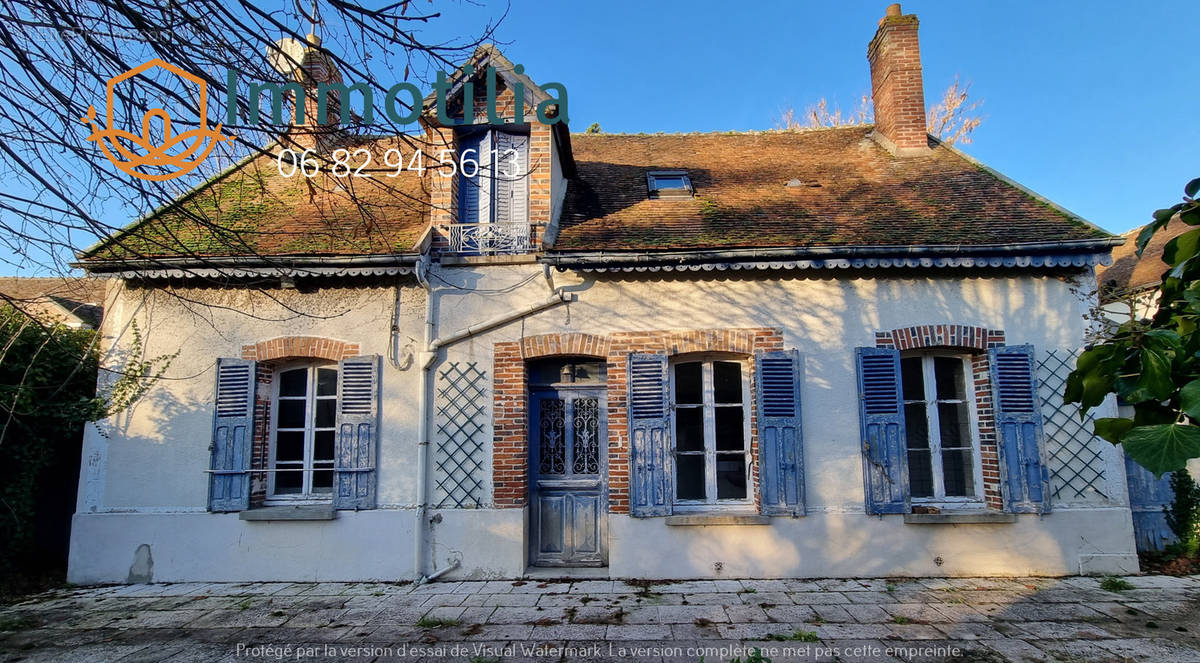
(886, 3, 902, 17)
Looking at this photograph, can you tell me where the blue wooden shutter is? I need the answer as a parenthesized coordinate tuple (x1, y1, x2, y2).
(457, 132, 483, 224)
(628, 353, 672, 517)
(209, 358, 254, 512)
(508, 133, 529, 225)
(989, 344, 1050, 514)
(493, 131, 514, 224)
(855, 347, 909, 515)
(478, 130, 493, 224)
(756, 350, 805, 516)
(334, 355, 379, 510)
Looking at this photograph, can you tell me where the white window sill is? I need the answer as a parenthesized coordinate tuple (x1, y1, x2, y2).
(903, 512, 1016, 524)
(239, 505, 336, 521)
(665, 514, 770, 526)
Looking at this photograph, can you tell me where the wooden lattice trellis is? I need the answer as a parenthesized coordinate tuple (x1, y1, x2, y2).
(434, 362, 488, 508)
(1037, 348, 1109, 500)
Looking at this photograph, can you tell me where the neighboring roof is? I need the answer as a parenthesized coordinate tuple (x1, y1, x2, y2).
(1096, 218, 1189, 294)
(79, 135, 429, 265)
(0, 277, 106, 328)
(551, 127, 1111, 254)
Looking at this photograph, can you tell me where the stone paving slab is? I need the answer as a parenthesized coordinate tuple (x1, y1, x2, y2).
(1, 575, 1198, 662)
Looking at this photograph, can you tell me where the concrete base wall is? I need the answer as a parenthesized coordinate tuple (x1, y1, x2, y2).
(609, 508, 1140, 578)
(67, 509, 526, 584)
(68, 505, 1135, 584)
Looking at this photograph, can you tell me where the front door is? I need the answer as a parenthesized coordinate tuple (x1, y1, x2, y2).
(529, 388, 607, 566)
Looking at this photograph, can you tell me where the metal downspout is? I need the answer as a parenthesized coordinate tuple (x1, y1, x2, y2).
(413, 258, 572, 583)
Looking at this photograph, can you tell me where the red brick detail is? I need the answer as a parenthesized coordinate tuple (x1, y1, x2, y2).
(241, 336, 360, 362)
(874, 325, 1004, 352)
(493, 328, 785, 513)
(875, 325, 1005, 510)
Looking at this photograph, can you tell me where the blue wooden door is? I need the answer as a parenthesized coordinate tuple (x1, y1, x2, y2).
(530, 388, 607, 567)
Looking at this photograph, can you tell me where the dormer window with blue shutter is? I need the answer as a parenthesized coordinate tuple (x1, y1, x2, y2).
(452, 127, 531, 254)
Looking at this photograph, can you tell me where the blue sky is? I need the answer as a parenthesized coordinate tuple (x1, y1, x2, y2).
(427, 0, 1198, 236)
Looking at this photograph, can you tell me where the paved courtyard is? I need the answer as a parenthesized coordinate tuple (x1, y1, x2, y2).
(1, 575, 1198, 662)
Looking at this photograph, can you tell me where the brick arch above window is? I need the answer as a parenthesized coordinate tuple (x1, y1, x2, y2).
(241, 336, 361, 362)
(519, 333, 610, 359)
(874, 325, 1005, 352)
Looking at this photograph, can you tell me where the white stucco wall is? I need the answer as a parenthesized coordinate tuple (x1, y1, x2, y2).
(69, 265, 1138, 583)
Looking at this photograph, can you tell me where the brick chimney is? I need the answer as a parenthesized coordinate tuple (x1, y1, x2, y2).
(867, 4, 929, 155)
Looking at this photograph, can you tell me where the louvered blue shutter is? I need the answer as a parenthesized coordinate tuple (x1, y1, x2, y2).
(493, 131, 514, 224)
(629, 353, 672, 517)
(478, 130, 493, 225)
(209, 358, 254, 512)
(508, 133, 529, 225)
(855, 347, 909, 515)
(989, 345, 1050, 514)
(457, 132, 483, 225)
(334, 355, 379, 510)
(756, 350, 805, 516)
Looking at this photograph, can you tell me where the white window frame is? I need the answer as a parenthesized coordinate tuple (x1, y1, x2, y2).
(901, 353, 985, 507)
(266, 360, 338, 504)
(669, 355, 753, 512)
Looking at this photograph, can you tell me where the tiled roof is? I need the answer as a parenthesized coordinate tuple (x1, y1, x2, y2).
(1096, 218, 1186, 294)
(80, 136, 429, 262)
(551, 127, 1110, 252)
(0, 277, 106, 327)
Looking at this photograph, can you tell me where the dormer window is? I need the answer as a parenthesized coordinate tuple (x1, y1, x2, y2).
(648, 171, 693, 199)
(453, 127, 531, 254)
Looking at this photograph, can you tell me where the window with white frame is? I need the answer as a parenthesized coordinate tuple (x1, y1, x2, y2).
(899, 354, 981, 502)
(671, 358, 751, 507)
(269, 362, 338, 500)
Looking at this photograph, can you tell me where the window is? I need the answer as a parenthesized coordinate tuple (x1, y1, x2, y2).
(900, 354, 981, 502)
(269, 362, 338, 501)
(647, 171, 693, 199)
(671, 358, 750, 507)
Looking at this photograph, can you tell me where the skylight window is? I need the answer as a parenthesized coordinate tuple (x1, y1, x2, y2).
(647, 171, 693, 199)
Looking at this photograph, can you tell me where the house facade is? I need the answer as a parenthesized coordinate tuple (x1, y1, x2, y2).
(69, 6, 1138, 584)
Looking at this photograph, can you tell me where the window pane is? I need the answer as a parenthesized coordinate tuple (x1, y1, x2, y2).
(716, 453, 746, 499)
(674, 363, 702, 404)
(715, 406, 744, 451)
(314, 430, 335, 462)
(276, 431, 304, 462)
(675, 407, 704, 452)
(315, 398, 336, 428)
(908, 449, 933, 498)
(942, 449, 975, 497)
(900, 357, 924, 401)
(713, 361, 742, 403)
(654, 176, 687, 190)
(676, 455, 705, 500)
(275, 468, 302, 494)
(316, 368, 338, 396)
(312, 469, 333, 493)
(934, 357, 966, 400)
(904, 403, 928, 449)
(279, 368, 307, 397)
(937, 402, 972, 449)
(276, 399, 306, 429)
